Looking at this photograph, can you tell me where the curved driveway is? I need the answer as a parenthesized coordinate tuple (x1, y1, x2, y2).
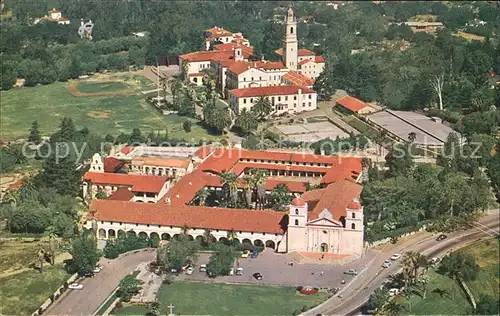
(47, 249, 156, 316)
(303, 213, 499, 316)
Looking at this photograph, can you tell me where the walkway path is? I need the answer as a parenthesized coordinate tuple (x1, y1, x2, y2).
(47, 249, 156, 316)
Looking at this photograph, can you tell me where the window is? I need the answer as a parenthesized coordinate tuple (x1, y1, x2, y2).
(119, 222, 122, 225)
(291, 27, 294, 34)
(295, 209, 299, 215)
(243, 98, 247, 104)
(351, 223, 356, 229)
(250, 98, 253, 103)
(110, 222, 114, 225)
(308, 94, 312, 99)
(147, 224, 150, 227)
(294, 96, 297, 100)
(295, 219, 299, 226)
(101, 221, 104, 224)
(285, 96, 288, 101)
(308, 102, 311, 107)
(278, 96, 281, 101)
(259, 76, 262, 80)
(158, 225, 161, 228)
(303, 102, 305, 107)
(352, 212, 356, 219)
(251, 77, 254, 81)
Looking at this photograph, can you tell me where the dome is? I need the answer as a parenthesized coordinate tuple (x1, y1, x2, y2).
(291, 197, 306, 207)
(348, 200, 362, 210)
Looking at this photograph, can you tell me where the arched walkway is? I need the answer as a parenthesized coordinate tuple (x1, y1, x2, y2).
(254, 239, 264, 248)
(127, 230, 136, 237)
(173, 234, 180, 240)
(265, 240, 275, 249)
(242, 238, 252, 246)
(187, 235, 194, 241)
(195, 236, 204, 244)
(138, 231, 148, 238)
(108, 229, 116, 239)
(150, 232, 160, 240)
(98, 228, 106, 239)
(117, 230, 126, 238)
(161, 233, 171, 240)
(219, 237, 230, 246)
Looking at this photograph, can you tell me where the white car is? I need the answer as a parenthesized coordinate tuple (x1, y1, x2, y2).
(185, 267, 194, 275)
(68, 283, 83, 290)
(390, 253, 401, 261)
(199, 264, 207, 272)
(388, 288, 400, 296)
(382, 260, 392, 268)
(93, 266, 103, 273)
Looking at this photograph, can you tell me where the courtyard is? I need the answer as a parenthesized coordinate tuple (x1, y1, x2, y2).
(274, 117, 350, 143)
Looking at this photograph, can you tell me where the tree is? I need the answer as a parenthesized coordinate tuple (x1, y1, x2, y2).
(150, 302, 161, 316)
(219, 171, 239, 207)
(269, 184, 292, 211)
(439, 251, 480, 299)
(385, 144, 414, 178)
(203, 228, 215, 247)
(475, 294, 499, 316)
(430, 73, 445, 110)
(156, 235, 198, 272)
(235, 109, 258, 135)
(206, 244, 237, 277)
(68, 232, 100, 275)
(227, 229, 238, 248)
(251, 96, 273, 120)
(129, 127, 143, 144)
(367, 287, 389, 311)
(35, 148, 81, 197)
(194, 188, 210, 206)
(243, 174, 255, 208)
(383, 300, 406, 316)
(28, 121, 41, 144)
(117, 275, 142, 302)
(58, 117, 76, 142)
(95, 188, 107, 200)
(183, 120, 192, 133)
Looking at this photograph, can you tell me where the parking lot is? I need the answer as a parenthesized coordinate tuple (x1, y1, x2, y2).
(175, 249, 377, 288)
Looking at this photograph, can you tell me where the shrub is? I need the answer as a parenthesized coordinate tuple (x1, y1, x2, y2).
(296, 286, 304, 291)
(183, 120, 192, 133)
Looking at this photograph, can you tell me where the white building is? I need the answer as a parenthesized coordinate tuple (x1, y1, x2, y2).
(228, 85, 317, 115)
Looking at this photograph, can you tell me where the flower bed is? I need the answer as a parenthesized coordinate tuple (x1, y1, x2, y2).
(299, 287, 318, 295)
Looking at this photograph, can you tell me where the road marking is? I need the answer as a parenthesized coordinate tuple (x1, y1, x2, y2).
(471, 222, 499, 236)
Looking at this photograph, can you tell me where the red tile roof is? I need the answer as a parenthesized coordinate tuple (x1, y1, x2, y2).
(104, 157, 124, 173)
(320, 157, 362, 184)
(83, 172, 167, 193)
(205, 26, 234, 37)
(230, 85, 314, 98)
(108, 187, 135, 201)
(227, 61, 286, 75)
(90, 199, 285, 234)
(137, 156, 192, 169)
(7, 179, 24, 191)
(180, 50, 232, 63)
(282, 71, 314, 87)
(315, 56, 325, 63)
(303, 180, 362, 221)
(193, 145, 215, 159)
(336, 96, 368, 112)
(298, 59, 312, 66)
(120, 146, 134, 155)
(292, 197, 306, 206)
(275, 48, 316, 57)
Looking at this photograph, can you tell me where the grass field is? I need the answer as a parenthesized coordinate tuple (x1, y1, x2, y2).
(115, 305, 150, 315)
(1, 80, 216, 141)
(138, 282, 328, 315)
(0, 239, 40, 275)
(0, 265, 70, 315)
(76, 81, 129, 94)
(399, 238, 499, 315)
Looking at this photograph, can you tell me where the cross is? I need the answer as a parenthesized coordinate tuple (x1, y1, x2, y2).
(167, 303, 175, 315)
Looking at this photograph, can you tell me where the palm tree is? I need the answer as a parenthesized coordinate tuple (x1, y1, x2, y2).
(251, 96, 273, 120)
(408, 132, 417, 143)
(417, 274, 430, 299)
(227, 229, 238, 248)
(181, 60, 189, 83)
(361, 157, 371, 183)
(171, 78, 183, 105)
(203, 229, 214, 246)
(194, 188, 210, 206)
(401, 253, 414, 289)
(181, 224, 190, 236)
(219, 171, 239, 207)
(243, 174, 255, 208)
(384, 300, 406, 316)
(250, 169, 268, 209)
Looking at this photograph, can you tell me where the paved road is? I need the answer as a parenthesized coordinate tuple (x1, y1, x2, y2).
(47, 249, 156, 316)
(303, 213, 500, 316)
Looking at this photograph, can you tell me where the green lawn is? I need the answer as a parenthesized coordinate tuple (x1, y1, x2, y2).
(0, 265, 71, 315)
(115, 305, 150, 315)
(400, 238, 500, 315)
(76, 81, 129, 94)
(0, 82, 216, 141)
(149, 282, 328, 315)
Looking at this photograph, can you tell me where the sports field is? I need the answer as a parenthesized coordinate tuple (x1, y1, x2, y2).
(0, 78, 215, 141)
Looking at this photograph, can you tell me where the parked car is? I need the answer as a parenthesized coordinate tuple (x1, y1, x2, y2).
(388, 288, 400, 296)
(382, 260, 392, 268)
(390, 253, 401, 261)
(343, 269, 358, 275)
(250, 251, 259, 259)
(241, 250, 250, 258)
(228, 268, 234, 276)
(199, 264, 207, 272)
(185, 267, 194, 275)
(207, 270, 216, 278)
(430, 257, 441, 265)
(436, 234, 447, 241)
(69, 283, 83, 290)
(82, 271, 95, 278)
(93, 265, 103, 273)
(235, 267, 243, 275)
(253, 272, 263, 280)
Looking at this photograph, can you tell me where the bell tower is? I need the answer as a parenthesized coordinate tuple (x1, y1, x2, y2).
(283, 7, 298, 71)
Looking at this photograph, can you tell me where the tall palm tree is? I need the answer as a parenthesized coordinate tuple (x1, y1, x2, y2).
(361, 157, 371, 183)
(203, 228, 214, 246)
(251, 96, 273, 120)
(181, 224, 190, 236)
(252, 169, 268, 209)
(219, 171, 239, 207)
(181, 61, 189, 83)
(227, 229, 238, 248)
(243, 174, 255, 208)
(194, 187, 210, 206)
(171, 78, 183, 105)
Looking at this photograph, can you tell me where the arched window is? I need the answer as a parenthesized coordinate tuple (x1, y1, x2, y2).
(290, 27, 294, 34)
(295, 219, 299, 226)
(351, 223, 356, 230)
(352, 212, 356, 219)
(295, 209, 299, 215)
(193, 77, 198, 83)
